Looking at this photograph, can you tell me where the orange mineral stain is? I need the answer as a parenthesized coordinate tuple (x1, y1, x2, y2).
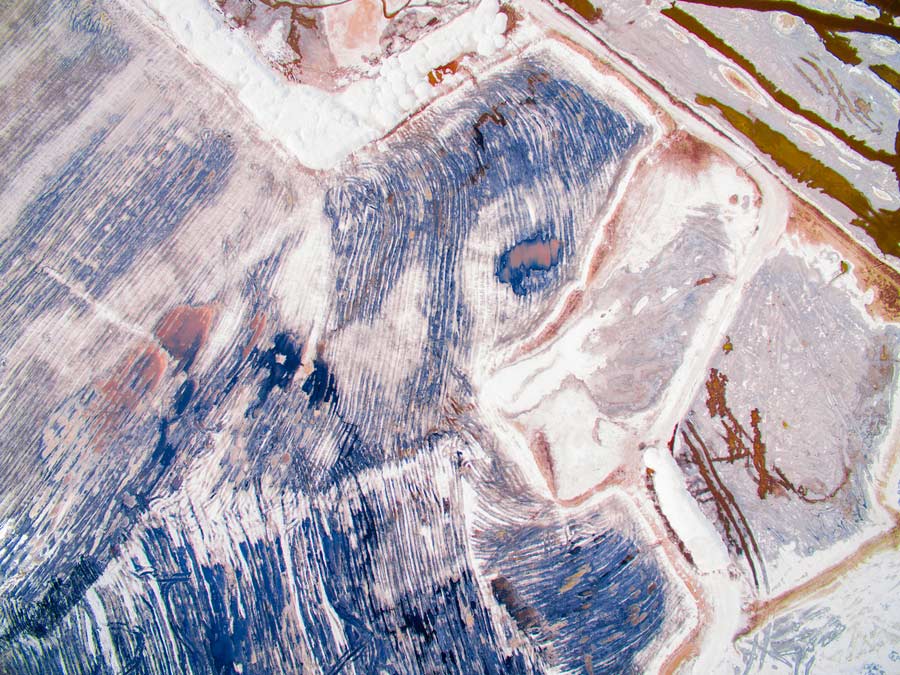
(427, 60, 460, 86)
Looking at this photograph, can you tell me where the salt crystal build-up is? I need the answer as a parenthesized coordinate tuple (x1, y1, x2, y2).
(0, 1, 899, 674)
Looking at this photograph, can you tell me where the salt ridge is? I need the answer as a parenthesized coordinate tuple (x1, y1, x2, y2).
(134, 0, 507, 170)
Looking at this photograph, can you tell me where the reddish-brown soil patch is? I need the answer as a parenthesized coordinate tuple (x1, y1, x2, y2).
(91, 343, 168, 450)
(662, 130, 716, 174)
(98, 344, 166, 413)
(529, 429, 557, 497)
(155, 304, 218, 371)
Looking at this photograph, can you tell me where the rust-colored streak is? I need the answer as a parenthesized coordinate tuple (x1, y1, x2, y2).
(586, 239, 612, 283)
(749, 408, 771, 498)
(772, 464, 851, 504)
(154, 304, 218, 372)
(529, 429, 558, 498)
(694, 94, 900, 256)
(695, 273, 717, 286)
(662, 6, 899, 187)
(667, 425, 678, 455)
(704, 367, 852, 503)
(645, 467, 696, 567)
(681, 420, 765, 588)
(704, 368, 728, 419)
(583, 182, 629, 284)
(516, 290, 584, 357)
(705, 368, 750, 460)
(554, 466, 629, 507)
(559, 0, 602, 23)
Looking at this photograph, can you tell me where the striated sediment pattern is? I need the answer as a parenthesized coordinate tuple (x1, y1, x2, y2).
(0, 0, 899, 674)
